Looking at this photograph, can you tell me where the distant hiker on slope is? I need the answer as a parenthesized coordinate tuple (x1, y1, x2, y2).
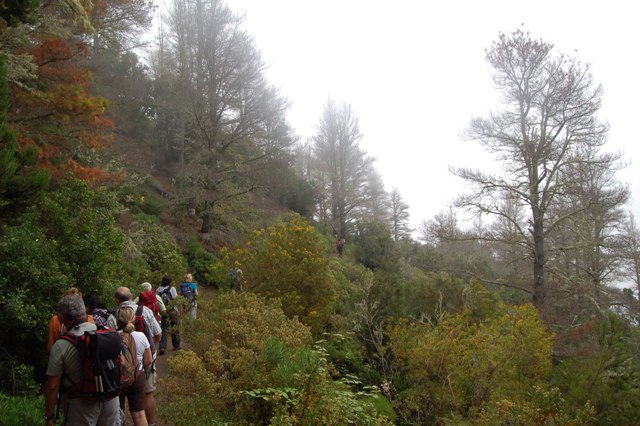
(336, 238, 346, 257)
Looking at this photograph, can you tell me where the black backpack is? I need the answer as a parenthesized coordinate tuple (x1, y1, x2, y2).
(157, 286, 172, 306)
(59, 326, 124, 401)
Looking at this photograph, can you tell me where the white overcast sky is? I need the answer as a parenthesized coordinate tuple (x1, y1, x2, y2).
(166, 1, 640, 231)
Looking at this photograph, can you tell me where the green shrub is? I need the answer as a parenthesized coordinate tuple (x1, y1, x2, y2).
(36, 178, 125, 296)
(0, 178, 124, 392)
(390, 295, 555, 424)
(551, 314, 640, 425)
(132, 211, 160, 224)
(0, 362, 38, 396)
(476, 386, 595, 426)
(127, 220, 187, 281)
(319, 332, 367, 379)
(158, 351, 225, 425)
(185, 236, 217, 286)
(139, 195, 163, 218)
(160, 291, 394, 425)
(400, 270, 467, 322)
(159, 292, 311, 424)
(0, 393, 47, 425)
(364, 394, 396, 423)
(352, 220, 399, 271)
(0, 221, 68, 344)
(118, 182, 163, 219)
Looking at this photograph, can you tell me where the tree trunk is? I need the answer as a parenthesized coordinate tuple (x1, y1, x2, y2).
(532, 215, 546, 311)
(200, 200, 213, 233)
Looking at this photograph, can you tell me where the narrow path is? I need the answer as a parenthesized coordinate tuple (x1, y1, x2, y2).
(146, 285, 214, 426)
(122, 346, 178, 426)
(152, 343, 179, 426)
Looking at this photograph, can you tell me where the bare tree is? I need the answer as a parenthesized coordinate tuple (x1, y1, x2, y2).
(452, 29, 622, 314)
(419, 206, 459, 246)
(620, 213, 640, 300)
(547, 145, 629, 293)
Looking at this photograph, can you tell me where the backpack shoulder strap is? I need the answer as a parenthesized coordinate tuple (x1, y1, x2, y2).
(58, 332, 87, 396)
(58, 333, 80, 346)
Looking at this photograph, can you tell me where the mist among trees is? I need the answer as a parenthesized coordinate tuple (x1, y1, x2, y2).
(1, 2, 640, 424)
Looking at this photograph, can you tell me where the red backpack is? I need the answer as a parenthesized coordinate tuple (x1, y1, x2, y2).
(139, 290, 160, 322)
(59, 326, 124, 401)
(134, 305, 156, 355)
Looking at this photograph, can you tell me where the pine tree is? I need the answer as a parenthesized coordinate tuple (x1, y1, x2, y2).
(0, 57, 49, 222)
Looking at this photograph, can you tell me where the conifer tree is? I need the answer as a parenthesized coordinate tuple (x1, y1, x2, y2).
(0, 57, 49, 222)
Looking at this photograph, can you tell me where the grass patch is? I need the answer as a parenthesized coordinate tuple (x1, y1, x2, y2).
(0, 393, 47, 425)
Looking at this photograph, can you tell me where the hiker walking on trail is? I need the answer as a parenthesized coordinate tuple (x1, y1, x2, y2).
(156, 275, 181, 354)
(229, 268, 244, 290)
(136, 282, 166, 324)
(47, 288, 95, 352)
(336, 238, 346, 257)
(109, 287, 162, 352)
(117, 306, 152, 426)
(180, 273, 199, 320)
(112, 287, 162, 426)
(44, 295, 121, 426)
(84, 294, 115, 328)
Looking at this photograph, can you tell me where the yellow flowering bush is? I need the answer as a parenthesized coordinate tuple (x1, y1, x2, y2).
(157, 350, 225, 425)
(159, 291, 393, 425)
(390, 290, 556, 424)
(219, 214, 334, 334)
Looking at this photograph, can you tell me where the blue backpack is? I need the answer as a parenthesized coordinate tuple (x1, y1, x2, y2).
(180, 282, 195, 301)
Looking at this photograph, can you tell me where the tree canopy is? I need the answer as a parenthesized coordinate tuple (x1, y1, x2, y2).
(453, 29, 625, 315)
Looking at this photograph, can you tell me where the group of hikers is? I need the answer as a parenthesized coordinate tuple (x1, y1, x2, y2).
(43, 273, 199, 426)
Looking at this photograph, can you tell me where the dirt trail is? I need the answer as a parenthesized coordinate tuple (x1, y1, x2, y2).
(123, 339, 180, 426)
(146, 285, 214, 426)
(152, 344, 179, 426)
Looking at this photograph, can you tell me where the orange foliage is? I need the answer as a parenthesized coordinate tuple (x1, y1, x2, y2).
(67, 160, 122, 185)
(8, 37, 115, 183)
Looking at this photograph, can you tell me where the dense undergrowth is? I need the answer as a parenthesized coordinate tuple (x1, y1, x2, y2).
(1, 180, 640, 424)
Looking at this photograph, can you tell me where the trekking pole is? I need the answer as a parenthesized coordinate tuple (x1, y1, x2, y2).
(55, 391, 62, 421)
(91, 332, 104, 400)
